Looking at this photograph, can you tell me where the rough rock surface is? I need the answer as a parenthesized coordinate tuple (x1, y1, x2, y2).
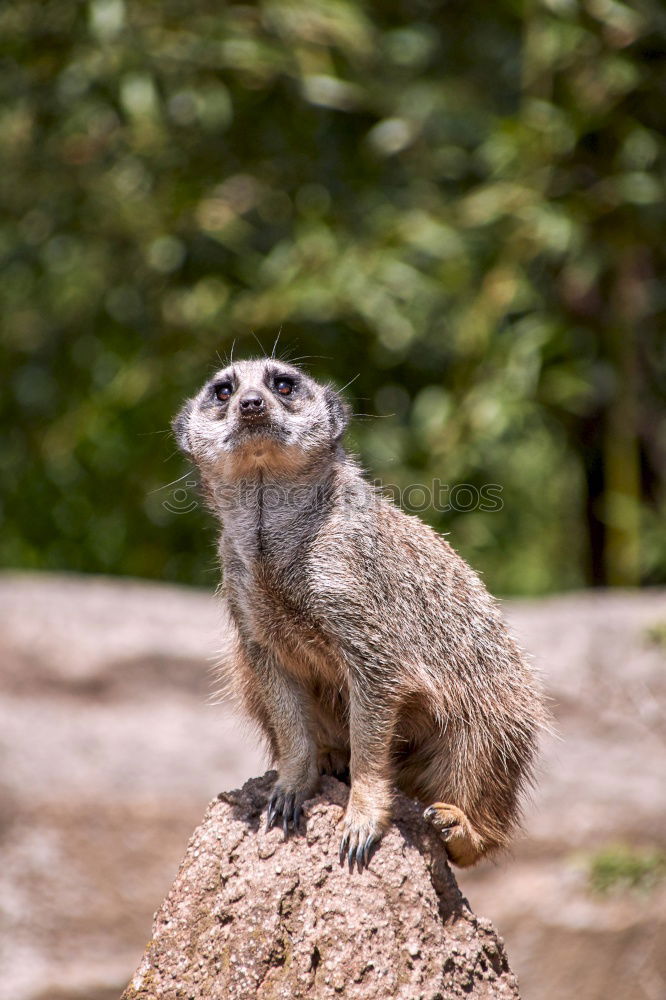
(122, 773, 520, 1000)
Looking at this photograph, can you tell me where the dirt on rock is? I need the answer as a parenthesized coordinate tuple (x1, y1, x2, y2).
(122, 773, 520, 1000)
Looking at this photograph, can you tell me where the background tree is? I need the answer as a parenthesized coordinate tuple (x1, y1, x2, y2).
(1, 0, 664, 594)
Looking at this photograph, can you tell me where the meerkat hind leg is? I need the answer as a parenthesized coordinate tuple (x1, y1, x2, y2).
(423, 802, 485, 868)
(394, 729, 487, 868)
(317, 746, 350, 782)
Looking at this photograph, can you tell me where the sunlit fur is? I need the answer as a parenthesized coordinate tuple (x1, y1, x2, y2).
(174, 358, 548, 867)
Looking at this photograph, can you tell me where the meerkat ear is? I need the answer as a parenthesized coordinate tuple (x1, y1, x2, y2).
(325, 386, 351, 442)
(172, 399, 194, 456)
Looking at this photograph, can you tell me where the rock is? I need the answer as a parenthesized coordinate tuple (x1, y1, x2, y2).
(121, 773, 520, 1000)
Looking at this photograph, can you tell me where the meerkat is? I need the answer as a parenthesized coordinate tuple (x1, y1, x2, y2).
(173, 357, 546, 870)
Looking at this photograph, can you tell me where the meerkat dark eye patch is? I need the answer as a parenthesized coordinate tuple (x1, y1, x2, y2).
(273, 376, 296, 396)
(214, 381, 234, 402)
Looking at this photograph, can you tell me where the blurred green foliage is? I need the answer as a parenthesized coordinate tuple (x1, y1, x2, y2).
(644, 620, 666, 647)
(1, 0, 665, 594)
(588, 843, 666, 894)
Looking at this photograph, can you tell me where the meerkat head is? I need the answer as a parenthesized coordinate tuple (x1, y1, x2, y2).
(173, 357, 350, 480)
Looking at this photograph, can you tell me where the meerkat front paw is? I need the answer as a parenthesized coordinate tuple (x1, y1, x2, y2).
(266, 768, 318, 840)
(266, 781, 311, 838)
(339, 793, 390, 871)
(339, 817, 383, 871)
(266, 785, 305, 840)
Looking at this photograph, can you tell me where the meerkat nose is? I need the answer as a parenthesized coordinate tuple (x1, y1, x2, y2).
(239, 392, 266, 416)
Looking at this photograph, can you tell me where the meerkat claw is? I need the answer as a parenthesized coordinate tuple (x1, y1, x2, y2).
(339, 828, 381, 871)
(266, 788, 303, 836)
(362, 833, 379, 867)
(282, 792, 295, 839)
(266, 792, 280, 831)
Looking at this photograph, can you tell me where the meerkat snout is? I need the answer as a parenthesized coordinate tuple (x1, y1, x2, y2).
(238, 391, 268, 419)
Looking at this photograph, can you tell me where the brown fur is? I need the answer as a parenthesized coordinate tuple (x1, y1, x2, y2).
(174, 358, 548, 868)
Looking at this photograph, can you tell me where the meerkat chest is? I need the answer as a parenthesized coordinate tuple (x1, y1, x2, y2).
(224, 545, 339, 684)
(223, 541, 311, 638)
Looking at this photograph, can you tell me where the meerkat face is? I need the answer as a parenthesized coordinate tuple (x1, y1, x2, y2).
(173, 357, 349, 479)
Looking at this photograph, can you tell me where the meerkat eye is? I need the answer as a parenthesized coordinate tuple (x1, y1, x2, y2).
(274, 376, 295, 396)
(214, 381, 233, 402)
